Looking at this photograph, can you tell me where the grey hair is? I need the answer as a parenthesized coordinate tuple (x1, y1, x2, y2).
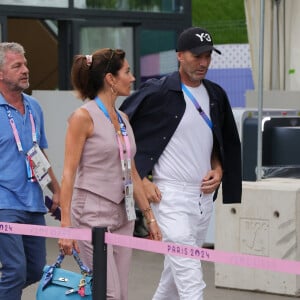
(0, 42, 25, 69)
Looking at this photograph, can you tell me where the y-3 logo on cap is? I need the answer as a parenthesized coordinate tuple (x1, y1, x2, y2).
(195, 33, 212, 42)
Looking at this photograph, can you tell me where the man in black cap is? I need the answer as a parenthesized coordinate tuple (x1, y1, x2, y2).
(120, 27, 241, 299)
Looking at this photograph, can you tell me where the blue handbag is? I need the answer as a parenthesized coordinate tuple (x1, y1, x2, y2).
(36, 249, 93, 299)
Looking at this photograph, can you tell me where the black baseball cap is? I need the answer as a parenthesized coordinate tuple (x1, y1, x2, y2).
(176, 27, 221, 55)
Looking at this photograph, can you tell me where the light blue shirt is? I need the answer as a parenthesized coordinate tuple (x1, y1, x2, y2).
(0, 93, 48, 212)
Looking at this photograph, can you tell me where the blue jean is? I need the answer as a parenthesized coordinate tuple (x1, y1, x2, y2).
(0, 209, 46, 300)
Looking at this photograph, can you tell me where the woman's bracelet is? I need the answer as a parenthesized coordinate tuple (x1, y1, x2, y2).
(147, 218, 156, 225)
(142, 206, 152, 215)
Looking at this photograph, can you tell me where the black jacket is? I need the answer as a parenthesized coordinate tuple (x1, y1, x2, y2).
(120, 71, 242, 204)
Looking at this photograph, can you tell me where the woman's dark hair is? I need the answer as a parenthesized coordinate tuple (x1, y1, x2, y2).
(71, 48, 125, 100)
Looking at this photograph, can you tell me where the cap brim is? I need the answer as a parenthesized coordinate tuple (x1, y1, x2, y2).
(190, 45, 221, 55)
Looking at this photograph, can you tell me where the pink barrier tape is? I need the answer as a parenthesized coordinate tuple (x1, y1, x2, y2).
(0, 222, 91, 241)
(106, 232, 300, 275)
(2, 221, 300, 275)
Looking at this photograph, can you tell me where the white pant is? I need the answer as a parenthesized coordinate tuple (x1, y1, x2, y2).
(152, 180, 213, 300)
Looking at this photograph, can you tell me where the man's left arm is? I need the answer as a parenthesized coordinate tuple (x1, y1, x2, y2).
(42, 149, 61, 211)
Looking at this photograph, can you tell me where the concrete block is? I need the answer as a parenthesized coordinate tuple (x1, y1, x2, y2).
(215, 178, 300, 296)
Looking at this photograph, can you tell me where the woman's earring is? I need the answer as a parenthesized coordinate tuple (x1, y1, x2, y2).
(111, 85, 117, 95)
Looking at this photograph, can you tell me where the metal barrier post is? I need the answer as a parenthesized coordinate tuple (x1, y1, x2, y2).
(92, 227, 107, 300)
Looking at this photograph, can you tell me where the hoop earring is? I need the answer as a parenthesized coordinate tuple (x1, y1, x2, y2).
(111, 85, 117, 95)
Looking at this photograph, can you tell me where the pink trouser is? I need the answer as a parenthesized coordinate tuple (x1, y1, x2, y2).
(71, 188, 134, 300)
(151, 180, 214, 300)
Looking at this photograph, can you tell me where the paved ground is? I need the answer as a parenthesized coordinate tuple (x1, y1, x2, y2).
(23, 238, 297, 300)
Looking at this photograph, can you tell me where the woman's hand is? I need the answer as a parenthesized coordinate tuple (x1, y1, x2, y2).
(147, 220, 162, 241)
(131, 161, 162, 240)
(58, 238, 80, 255)
(142, 177, 161, 203)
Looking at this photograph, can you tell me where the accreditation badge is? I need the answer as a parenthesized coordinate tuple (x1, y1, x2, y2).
(27, 144, 52, 189)
(125, 183, 136, 221)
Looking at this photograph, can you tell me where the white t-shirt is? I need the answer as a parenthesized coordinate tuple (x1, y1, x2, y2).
(153, 83, 213, 184)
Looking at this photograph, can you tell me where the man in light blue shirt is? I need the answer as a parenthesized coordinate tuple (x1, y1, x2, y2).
(0, 42, 60, 300)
